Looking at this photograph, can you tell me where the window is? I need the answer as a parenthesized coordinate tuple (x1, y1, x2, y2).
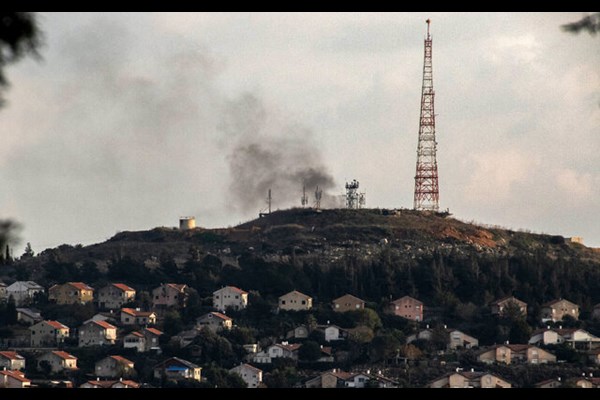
(301, 300, 306, 305)
(281, 300, 286, 305)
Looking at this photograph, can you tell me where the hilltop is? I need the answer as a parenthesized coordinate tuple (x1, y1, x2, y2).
(17, 208, 600, 269)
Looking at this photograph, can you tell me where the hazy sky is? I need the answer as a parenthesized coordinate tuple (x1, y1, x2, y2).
(1, 12, 599, 253)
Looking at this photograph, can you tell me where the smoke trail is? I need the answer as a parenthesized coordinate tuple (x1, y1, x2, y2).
(223, 93, 336, 213)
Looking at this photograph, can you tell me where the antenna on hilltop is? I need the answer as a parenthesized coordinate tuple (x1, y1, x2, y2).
(301, 184, 308, 207)
(413, 18, 440, 212)
(314, 186, 323, 210)
(259, 188, 273, 218)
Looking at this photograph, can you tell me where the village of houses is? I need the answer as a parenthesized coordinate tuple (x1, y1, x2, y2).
(1, 279, 600, 389)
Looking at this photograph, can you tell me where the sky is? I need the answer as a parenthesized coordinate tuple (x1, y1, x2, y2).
(1, 12, 599, 253)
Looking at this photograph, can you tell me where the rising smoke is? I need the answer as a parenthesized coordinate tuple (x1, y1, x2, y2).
(222, 93, 337, 213)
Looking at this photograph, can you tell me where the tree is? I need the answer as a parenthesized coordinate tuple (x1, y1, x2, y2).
(22, 242, 34, 258)
(0, 12, 42, 107)
(298, 340, 321, 362)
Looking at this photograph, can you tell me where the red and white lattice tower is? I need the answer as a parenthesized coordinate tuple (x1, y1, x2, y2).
(413, 19, 439, 212)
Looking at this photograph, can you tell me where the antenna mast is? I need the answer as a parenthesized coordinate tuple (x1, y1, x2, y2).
(413, 18, 440, 212)
(301, 184, 308, 207)
(314, 186, 323, 210)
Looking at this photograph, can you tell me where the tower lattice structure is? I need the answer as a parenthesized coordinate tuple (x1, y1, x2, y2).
(413, 19, 439, 212)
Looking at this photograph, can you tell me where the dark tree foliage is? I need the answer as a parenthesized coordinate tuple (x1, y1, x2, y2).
(0, 12, 42, 106)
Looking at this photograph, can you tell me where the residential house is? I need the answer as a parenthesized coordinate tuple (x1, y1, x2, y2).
(332, 294, 365, 313)
(278, 290, 313, 311)
(286, 324, 311, 340)
(123, 331, 146, 352)
(407, 326, 479, 349)
(120, 308, 156, 326)
(80, 379, 140, 388)
(388, 296, 424, 321)
(343, 372, 399, 388)
(534, 378, 563, 388)
(529, 327, 600, 349)
(253, 342, 301, 363)
(96, 283, 136, 309)
(0, 370, 31, 388)
(490, 296, 528, 317)
(37, 351, 78, 374)
(153, 357, 201, 382)
(429, 371, 512, 388)
(305, 370, 398, 388)
(229, 363, 263, 388)
(541, 298, 579, 322)
(78, 320, 117, 347)
(94, 355, 135, 378)
(575, 376, 600, 388)
(6, 281, 44, 306)
(16, 308, 42, 325)
(152, 283, 189, 309)
(318, 325, 348, 342)
(48, 282, 94, 305)
(213, 286, 248, 311)
(124, 328, 163, 352)
(317, 346, 335, 363)
(477, 344, 556, 365)
(0, 351, 26, 370)
(143, 327, 163, 352)
(592, 303, 600, 320)
(447, 329, 480, 349)
(29, 320, 69, 347)
(196, 312, 233, 333)
(305, 370, 356, 388)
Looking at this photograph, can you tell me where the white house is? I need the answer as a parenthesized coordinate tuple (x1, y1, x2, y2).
(6, 281, 44, 306)
(213, 286, 248, 311)
(253, 342, 301, 363)
(321, 325, 347, 342)
(230, 363, 263, 388)
(0, 351, 26, 370)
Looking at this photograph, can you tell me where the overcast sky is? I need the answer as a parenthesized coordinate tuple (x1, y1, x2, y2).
(1, 12, 599, 253)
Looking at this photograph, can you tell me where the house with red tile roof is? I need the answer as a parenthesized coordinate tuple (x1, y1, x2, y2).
(0, 351, 26, 370)
(477, 344, 556, 365)
(37, 351, 78, 373)
(120, 308, 156, 326)
(213, 286, 248, 311)
(152, 283, 190, 309)
(78, 319, 117, 347)
(49, 282, 94, 305)
(95, 355, 135, 378)
(96, 283, 136, 309)
(29, 320, 69, 347)
(124, 327, 163, 352)
(196, 312, 233, 333)
(0, 370, 31, 388)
